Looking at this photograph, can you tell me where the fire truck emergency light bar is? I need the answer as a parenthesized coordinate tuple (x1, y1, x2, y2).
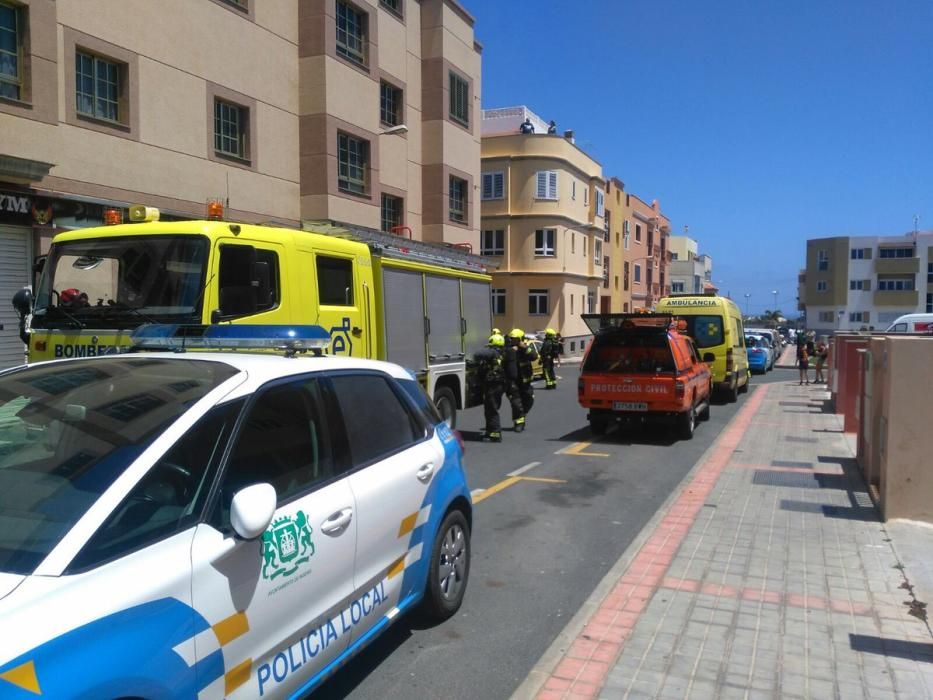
(130, 324, 331, 354)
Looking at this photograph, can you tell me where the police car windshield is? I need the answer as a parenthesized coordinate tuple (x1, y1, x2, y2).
(32, 235, 209, 328)
(0, 357, 237, 575)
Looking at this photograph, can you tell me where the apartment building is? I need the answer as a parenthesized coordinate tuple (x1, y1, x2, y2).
(480, 106, 605, 354)
(299, 0, 482, 245)
(0, 0, 482, 368)
(669, 235, 713, 294)
(804, 232, 933, 333)
(0, 0, 300, 369)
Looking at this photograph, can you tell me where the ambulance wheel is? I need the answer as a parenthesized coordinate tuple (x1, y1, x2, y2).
(419, 509, 470, 622)
(727, 380, 739, 403)
(434, 387, 457, 429)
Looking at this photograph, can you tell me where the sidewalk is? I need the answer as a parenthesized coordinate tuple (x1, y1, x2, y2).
(775, 343, 798, 369)
(516, 378, 933, 700)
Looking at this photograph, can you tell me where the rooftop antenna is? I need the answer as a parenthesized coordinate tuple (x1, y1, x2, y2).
(914, 214, 920, 236)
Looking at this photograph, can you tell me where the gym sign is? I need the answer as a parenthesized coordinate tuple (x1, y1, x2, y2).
(0, 190, 53, 226)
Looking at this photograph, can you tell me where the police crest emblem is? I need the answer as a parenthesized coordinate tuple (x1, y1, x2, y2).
(261, 510, 315, 580)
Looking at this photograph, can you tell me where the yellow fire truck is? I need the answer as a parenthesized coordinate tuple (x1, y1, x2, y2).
(11, 206, 494, 427)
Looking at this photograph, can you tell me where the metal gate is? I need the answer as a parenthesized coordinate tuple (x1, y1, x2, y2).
(0, 225, 30, 369)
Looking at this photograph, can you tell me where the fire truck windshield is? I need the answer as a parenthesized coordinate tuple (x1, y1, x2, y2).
(32, 235, 209, 329)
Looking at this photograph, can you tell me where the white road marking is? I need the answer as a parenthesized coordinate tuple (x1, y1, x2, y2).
(507, 461, 542, 477)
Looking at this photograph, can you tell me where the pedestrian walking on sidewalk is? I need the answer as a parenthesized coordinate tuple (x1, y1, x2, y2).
(797, 340, 810, 384)
(814, 340, 828, 383)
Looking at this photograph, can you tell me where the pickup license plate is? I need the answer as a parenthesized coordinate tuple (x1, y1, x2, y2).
(613, 401, 648, 411)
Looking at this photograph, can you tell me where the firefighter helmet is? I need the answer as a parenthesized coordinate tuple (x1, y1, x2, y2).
(545, 328, 557, 337)
(508, 328, 525, 339)
(488, 333, 505, 347)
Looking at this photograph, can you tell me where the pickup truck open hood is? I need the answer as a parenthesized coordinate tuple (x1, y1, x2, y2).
(0, 573, 25, 601)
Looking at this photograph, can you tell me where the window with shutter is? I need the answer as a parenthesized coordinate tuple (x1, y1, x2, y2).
(482, 172, 504, 200)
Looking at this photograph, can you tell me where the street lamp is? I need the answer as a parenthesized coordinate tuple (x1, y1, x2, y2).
(772, 289, 778, 310)
(743, 293, 751, 319)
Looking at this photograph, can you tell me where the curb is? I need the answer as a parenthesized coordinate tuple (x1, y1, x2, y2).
(509, 384, 767, 700)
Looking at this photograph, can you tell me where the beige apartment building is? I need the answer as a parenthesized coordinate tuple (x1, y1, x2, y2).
(0, 0, 482, 368)
(480, 106, 605, 354)
(299, 0, 482, 245)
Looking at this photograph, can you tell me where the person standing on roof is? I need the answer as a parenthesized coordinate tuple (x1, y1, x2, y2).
(540, 328, 560, 389)
(519, 117, 535, 134)
(474, 332, 506, 442)
(547, 120, 557, 134)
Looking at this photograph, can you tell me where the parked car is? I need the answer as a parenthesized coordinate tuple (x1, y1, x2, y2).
(746, 332, 775, 370)
(578, 313, 712, 440)
(885, 313, 933, 333)
(526, 336, 544, 380)
(0, 325, 472, 699)
(746, 335, 770, 374)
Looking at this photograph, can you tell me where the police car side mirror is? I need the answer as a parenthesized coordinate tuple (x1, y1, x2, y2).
(230, 483, 277, 540)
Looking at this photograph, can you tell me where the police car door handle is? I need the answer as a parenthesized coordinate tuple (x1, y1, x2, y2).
(321, 508, 353, 535)
(416, 462, 435, 482)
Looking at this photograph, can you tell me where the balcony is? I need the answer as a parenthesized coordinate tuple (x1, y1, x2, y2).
(875, 257, 919, 275)
(873, 289, 919, 307)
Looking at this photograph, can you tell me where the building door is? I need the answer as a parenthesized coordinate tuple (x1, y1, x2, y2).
(600, 295, 611, 313)
(0, 225, 30, 369)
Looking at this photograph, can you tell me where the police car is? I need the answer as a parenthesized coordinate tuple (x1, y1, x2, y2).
(0, 325, 472, 699)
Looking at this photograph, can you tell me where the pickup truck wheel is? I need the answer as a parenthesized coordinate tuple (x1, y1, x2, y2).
(434, 387, 457, 429)
(679, 405, 696, 440)
(698, 390, 711, 421)
(589, 416, 608, 435)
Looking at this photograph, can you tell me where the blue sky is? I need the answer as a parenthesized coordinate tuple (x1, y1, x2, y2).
(467, 0, 933, 316)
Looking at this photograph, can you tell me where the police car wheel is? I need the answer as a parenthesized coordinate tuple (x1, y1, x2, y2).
(420, 509, 470, 622)
(434, 387, 457, 429)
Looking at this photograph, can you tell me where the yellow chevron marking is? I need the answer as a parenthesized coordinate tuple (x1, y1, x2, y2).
(518, 476, 567, 484)
(561, 441, 610, 457)
(0, 660, 40, 695)
(213, 611, 250, 646)
(225, 658, 252, 695)
(398, 511, 419, 537)
(471, 476, 520, 504)
(387, 555, 406, 579)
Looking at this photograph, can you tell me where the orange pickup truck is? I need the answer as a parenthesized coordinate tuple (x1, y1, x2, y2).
(578, 313, 713, 439)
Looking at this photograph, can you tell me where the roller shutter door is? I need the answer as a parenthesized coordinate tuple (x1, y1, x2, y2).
(0, 226, 29, 369)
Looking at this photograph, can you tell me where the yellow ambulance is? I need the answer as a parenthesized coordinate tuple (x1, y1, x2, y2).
(655, 294, 750, 402)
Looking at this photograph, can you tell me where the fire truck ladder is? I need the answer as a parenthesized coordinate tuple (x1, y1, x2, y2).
(301, 220, 499, 274)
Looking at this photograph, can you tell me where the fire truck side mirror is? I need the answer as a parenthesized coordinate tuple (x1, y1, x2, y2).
(12, 287, 32, 317)
(12, 287, 32, 345)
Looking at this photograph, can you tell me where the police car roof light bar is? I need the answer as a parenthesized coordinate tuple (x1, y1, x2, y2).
(131, 324, 331, 356)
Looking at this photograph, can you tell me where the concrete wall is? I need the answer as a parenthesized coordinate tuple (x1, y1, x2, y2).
(873, 338, 933, 523)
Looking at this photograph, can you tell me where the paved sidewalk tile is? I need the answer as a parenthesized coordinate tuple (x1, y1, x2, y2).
(530, 379, 933, 700)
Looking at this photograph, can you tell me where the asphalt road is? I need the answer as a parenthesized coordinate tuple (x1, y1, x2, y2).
(316, 367, 794, 699)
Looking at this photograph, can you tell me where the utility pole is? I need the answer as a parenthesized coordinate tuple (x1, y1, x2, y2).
(743, 293, 751, 319)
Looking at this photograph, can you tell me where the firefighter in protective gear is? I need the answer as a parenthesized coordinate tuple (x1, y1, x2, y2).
(504, 328, 537, 431)
(474, 332, 505, 441)
(541, 328, 560, 389)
